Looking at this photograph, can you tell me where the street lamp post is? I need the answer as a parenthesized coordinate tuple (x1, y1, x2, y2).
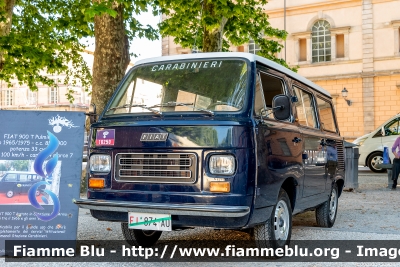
(284, 0, 286, 61)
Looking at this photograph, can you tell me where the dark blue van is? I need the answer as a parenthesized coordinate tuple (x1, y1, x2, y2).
(75, 52, 345, 250)
(0, 171, 43, 198)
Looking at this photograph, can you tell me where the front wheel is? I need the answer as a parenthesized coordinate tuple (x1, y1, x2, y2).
(6, 190, 14, 198)
(367, 152, 385, 173)
(315, 183, 338, 228)
(121, 223, 162, 247)
(254, 189, 292, 255)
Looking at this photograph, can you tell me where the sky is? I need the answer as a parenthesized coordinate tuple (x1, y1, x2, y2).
(130, 10, 162, 63)
(84, 10, 162, 64)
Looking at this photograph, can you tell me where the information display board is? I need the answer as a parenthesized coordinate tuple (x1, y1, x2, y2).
(0, 110, 85, 255)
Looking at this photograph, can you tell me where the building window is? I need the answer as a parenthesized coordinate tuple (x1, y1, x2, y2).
(336, 34, 344, 58)
(4, 90, 13, 106)
(49, 87, 58, 104)
(299, 38, 307, 61)
(248, 40, 261, 54)
(312, 20, 331, 63)
(27, 90, 37, 105)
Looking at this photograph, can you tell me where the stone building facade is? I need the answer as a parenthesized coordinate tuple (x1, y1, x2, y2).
(0, 51, 95, 112)
(162, 0, 400, 140)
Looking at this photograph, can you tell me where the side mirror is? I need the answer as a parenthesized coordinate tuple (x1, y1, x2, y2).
(272, 94, 291, 121)
(86, 103, 97, 124)
(381, 126, 385, 136)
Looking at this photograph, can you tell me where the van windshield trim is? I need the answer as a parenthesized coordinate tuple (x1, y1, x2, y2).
(103, 58, 250, 117)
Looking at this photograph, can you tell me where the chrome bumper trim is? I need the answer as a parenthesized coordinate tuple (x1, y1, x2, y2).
(74, 199, 250, 217)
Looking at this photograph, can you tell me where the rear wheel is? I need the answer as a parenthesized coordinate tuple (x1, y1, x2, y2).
(253, 189, 292, 256)
(315, 183, 338, 228)
(121, 223, 162, 247)
(367, 152, 385, 173)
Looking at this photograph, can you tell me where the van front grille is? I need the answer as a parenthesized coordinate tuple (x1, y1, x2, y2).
(115, 153, 197, 183)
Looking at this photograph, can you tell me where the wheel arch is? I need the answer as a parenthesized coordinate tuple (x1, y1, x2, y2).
(335, 178, 345, 198)
(365, 150, 383, 166)
(281, 177, 297, 211)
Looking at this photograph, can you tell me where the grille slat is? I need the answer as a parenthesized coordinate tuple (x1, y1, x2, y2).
(336, 140, 345, 170)
(115, 153, 197, 183)
(119, 157, 192, 166)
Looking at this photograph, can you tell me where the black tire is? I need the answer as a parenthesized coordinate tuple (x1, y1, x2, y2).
(315, 183, 338, 228)
(254, 189, 292, 255)
(367, 152, 385, 173)
(121, 223, 162, 247)
(6, 190, 14, 198)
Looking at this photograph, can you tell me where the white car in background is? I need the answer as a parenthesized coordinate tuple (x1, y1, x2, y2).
(353, 113, 400, 172)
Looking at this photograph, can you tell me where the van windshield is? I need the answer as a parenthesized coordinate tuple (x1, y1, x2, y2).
(105, 59, 249, 116)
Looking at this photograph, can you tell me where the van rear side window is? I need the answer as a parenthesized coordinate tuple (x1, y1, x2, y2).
(292, 86, 318, 128)
(316, 97, 337, 132)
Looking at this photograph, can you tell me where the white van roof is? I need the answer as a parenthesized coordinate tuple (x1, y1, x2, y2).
(135, 52, 331, 97)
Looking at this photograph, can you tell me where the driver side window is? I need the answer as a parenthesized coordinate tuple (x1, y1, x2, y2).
(384, 118, 400, 136)
(254, 71, 285, 119)
(374, 118, 400, 137)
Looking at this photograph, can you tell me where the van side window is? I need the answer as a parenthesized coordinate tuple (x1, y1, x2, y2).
(292, 86, 318, 128)
(316, 97, 337, 132)
(4, 174, 17, 182)
(254, 71, 285, 119)
(254, 74, 266, 116)
(19, 174, 28, 182)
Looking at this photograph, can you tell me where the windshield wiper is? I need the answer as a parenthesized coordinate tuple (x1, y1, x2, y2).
(152, 101, 214, 116)
(106, 104, 162, 115)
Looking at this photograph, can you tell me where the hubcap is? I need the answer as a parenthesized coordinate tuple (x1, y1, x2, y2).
(7, 191, 13, 197)
(371, 155, 383, 171)
(274, 200, 289, 241)
(329, 189, 338, 221)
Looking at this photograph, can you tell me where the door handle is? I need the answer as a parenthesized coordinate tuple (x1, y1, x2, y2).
(292, 137, 302, 143)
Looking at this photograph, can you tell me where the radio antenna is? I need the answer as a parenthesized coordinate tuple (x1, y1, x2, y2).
(192, 0, 204, 53)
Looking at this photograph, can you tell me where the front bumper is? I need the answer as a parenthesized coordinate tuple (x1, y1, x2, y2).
(74, 199, 250, 218)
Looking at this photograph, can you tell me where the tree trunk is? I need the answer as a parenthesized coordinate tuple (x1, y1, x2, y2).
(0, 0, 16, 69)
(202, 2, 227, 52)
(91, 1, 130, 116)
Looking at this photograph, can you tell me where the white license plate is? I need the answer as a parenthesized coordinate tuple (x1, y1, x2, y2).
(128, 212, 172, 231)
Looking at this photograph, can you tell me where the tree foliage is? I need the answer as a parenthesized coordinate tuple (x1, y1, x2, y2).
(0, 0, 93, 95)
(157, 0, 295, 71)
(0, 0, 158, 106)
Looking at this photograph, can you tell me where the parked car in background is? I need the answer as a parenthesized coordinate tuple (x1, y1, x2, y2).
(0, 171, 44, 198)
(353, 113, 400, 172)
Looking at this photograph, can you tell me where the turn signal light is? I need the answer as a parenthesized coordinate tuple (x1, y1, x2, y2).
(88, 178, 105, 189)
(210, 182, 230, 193)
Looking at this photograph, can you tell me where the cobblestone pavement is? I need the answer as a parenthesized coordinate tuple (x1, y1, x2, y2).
(3, 167, 400, 266)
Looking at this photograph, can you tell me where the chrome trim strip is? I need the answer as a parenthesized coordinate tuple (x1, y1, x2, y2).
(119, 169, 192, 179)
(74, 199, 250, 218)
(119, 157, 192, 167)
